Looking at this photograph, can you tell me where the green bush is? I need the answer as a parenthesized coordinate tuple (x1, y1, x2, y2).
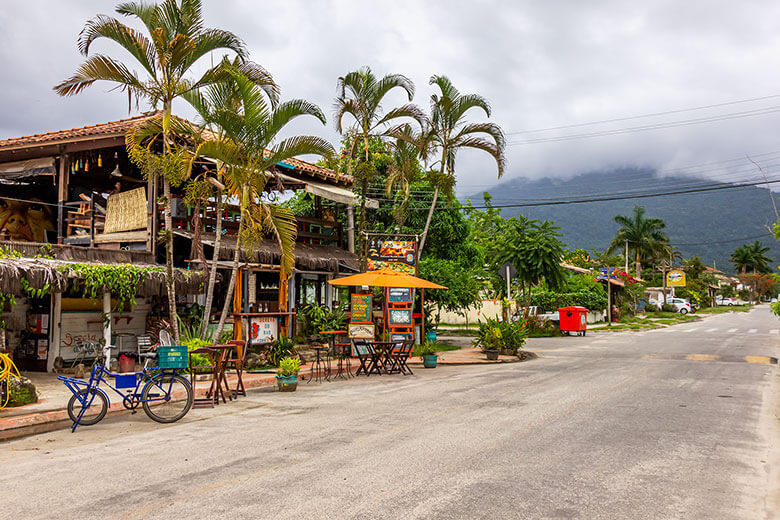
(296, 303, 348, 342)
(269, 336, 297, 367)
(413, 341, 438, 358)
(277, 356, 301, 377)
(473, 318, 528, 355)
(182, 338, 211, 373)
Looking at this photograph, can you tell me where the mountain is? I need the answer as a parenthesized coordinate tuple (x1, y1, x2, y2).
(467, 168, 779, 275)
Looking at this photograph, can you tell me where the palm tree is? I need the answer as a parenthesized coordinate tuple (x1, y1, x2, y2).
(53, 0, 253, 343)
(334, 67, 422, 255)
(747, 241, 771, 274)
(186, 66, 334, 339)
(417, 75, 505, 255)
(730, 245, 752, 274)
(607, 206, 669, 279)
(384, 125, 424, 228)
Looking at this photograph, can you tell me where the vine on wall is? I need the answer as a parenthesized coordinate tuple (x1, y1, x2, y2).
(57, 263, 165, 313)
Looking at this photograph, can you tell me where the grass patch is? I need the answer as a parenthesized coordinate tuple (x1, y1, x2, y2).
(697, 305, 750, 314)
(432, 343, 462, 353)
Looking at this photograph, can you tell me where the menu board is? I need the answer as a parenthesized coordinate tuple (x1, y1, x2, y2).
(388, 287, 412, 303)
(348, 323, 375, 339)
(388, 308, 413, 326)
(367, 238, 416, 274)
(350, 294, 372, 324)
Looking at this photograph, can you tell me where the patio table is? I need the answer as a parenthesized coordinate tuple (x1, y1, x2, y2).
(320, 330, 350, 379)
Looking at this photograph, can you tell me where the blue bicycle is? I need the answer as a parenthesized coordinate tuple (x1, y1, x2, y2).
(58, 344, 193, 432)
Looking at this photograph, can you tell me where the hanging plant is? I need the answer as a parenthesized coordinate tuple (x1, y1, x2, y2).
(57, 263, 164, 313)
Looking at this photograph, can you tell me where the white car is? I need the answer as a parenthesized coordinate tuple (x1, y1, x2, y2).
(716, 296, 737, 306)
(667, 298, 694, 314)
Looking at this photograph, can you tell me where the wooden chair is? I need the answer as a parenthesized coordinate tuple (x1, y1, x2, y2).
(224, 340, 247, 398)
(352, 339, 373, 376)
(188, 347, 223, 408)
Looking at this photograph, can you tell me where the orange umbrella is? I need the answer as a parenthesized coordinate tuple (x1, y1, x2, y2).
(327, 266, 447, 289)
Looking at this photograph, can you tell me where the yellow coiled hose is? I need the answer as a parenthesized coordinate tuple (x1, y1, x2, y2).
(0, 352, 21, 409)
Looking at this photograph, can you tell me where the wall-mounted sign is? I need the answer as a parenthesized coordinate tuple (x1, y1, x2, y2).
(667, 270, 686, 287)
(367, 238, 416, 274)
(348, 323, 375, 339)
(596, 267, 617, 280)
(388, 287, 412, 303)
(249, 316, 278, 345)
(388, 308, 413, 326)
(350, 294, 372, 324)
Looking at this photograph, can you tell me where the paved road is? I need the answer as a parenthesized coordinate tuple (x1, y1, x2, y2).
(3, 307, 779, 519)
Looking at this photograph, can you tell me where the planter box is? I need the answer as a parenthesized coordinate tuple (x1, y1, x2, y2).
(276, 374, 299, 392)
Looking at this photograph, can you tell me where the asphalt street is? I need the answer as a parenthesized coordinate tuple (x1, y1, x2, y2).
(3, 306, 779, 519)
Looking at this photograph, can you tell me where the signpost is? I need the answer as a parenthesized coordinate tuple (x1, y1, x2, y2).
(597, 268, 618, 322)
(666, 270, 686, 288)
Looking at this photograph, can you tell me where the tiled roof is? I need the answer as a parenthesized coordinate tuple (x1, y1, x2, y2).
(0, 111, 162, 149)
(0, 111, 351, 185)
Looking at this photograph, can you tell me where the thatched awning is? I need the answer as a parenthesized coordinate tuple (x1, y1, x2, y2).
(0, 240, 154, 264)
(0, 257, 207, 297)
(177, 231, 360, 272)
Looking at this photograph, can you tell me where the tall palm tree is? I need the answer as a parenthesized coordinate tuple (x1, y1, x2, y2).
(730, 245, 752, 275)
(417, 75, 506, 255)
(334, 67, 422, 256)
(607, 206, 669, 279)
(53, 0, 254, 343)
(186, 66, 334, 339)
(385, 125, 424, 228)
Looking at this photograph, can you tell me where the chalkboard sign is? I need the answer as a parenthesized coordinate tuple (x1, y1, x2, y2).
(388, 308, 413, 326)
(388, 287, 412, 303)
(350, 294, 372, 324)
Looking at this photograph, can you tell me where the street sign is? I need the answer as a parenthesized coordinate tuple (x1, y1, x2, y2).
(498, 262, 517, 281)
(596, 267, 618, 280)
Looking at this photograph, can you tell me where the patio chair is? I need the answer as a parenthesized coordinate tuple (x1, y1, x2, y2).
(224, 340, 247, 398)
(396, 340, 415, 375)
(352, 339, 379, 376)
(188, 347, 225, 408)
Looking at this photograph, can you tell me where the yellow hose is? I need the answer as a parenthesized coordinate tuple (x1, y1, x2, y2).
(0, 352, 21, 409)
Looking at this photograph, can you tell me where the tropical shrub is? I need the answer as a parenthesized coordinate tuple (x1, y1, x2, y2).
(297, 303, 348, 341)
(277, 356, 302, 377)
(413, 341, 438, 358)
(473, 317, 528, 355)
(269, 336, 297, 367)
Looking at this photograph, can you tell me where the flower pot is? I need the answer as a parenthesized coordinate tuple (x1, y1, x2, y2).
(276, 374, 299, 392)
(484, 349, 500, 360)
(422, 354, 438, 368)
(425, 331, 437, 343)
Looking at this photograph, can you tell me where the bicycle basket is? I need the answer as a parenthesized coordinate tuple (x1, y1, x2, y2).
(157, 346, 188, 369)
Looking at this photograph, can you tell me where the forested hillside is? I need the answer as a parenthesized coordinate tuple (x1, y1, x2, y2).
(468, 168, 779, 274)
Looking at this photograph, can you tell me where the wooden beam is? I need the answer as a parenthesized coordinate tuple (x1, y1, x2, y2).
(57, 154, 69, 245)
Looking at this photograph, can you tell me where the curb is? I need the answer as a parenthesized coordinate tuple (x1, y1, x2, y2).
(1, 354, 530, 441)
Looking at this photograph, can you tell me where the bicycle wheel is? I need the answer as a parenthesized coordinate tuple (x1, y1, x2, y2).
(141, 373, 193, 424)
(67, 389, 108, 426)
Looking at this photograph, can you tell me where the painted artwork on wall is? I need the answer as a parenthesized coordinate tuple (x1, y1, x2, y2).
(0, 198, 55, 242)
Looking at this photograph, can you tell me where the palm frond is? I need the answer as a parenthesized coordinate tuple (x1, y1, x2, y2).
(265, 99, 327, 140)
(78, 14, 157, 79)
(263, 136, 334, 168)
(53, 54, 148, 99)
(375, 103, 426, 129)
(456, 137, 505, 177)
(179, 28, 247, 72)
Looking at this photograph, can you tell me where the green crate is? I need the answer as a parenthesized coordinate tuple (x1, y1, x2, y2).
(157, 345, 188, 369)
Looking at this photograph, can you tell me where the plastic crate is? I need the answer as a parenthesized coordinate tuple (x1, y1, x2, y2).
(157, 345, 188, 369)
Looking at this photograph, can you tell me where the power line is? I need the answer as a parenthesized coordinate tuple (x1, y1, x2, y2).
(673, 233, 774, 247)
(397, 177, 780, 211)
(507, 106, 780, 145)
(506, 94, 780, 135)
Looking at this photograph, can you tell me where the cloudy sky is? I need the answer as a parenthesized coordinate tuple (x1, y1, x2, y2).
(2, 1, 780, 194)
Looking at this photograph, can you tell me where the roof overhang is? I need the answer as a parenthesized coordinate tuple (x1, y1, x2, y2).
(0, 157, 56, 180)
(276, 172, 377, 208)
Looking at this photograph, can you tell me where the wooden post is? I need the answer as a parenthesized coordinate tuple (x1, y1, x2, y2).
(278, 271, 289, 337)
(346, 206, 355, 253)
(47, 293, 62, 373)
(607, 280, 612, 323)
(57, 154, 69, 244)
(233, 268, 243, 342)
(103, 292, 112, 364)
(421, 288, 425, 342)
(146, 175, 154, 252)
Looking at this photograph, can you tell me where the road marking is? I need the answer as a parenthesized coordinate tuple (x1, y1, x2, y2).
(745, 356, 776, 364)
(748, 329, 758, 334)
(686, 354, 720, 361)
(727, 328, 738, 333)
(683, 328, 700, 333)
(705, 328, 718, 333)
(770, 329, 779, 335)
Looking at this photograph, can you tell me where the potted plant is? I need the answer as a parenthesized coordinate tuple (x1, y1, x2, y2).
(416, 341, 439, 368)
(276, 356, 302, 392)
(473, 319, 503, 360)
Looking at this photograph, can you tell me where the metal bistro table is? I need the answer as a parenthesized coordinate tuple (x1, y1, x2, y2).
(320, 330, 351, 379)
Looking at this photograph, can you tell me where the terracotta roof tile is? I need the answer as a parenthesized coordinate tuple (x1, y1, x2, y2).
(0, 111, 162, 149)
(0, 112, 352, 186)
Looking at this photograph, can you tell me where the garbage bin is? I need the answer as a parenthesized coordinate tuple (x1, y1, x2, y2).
(558, 306, 589, 336)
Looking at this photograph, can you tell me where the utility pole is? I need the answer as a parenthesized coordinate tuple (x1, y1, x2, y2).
(656, 259, 671, 306)
(505, 264, 511, 301)
(625, 240, 629, 273)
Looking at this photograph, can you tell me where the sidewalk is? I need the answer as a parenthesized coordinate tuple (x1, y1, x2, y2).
(0, 346, 526, 441)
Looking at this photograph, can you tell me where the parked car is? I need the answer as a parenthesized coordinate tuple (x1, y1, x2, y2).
(667, 297, 694, 314)
(716, 296, 737, 306)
